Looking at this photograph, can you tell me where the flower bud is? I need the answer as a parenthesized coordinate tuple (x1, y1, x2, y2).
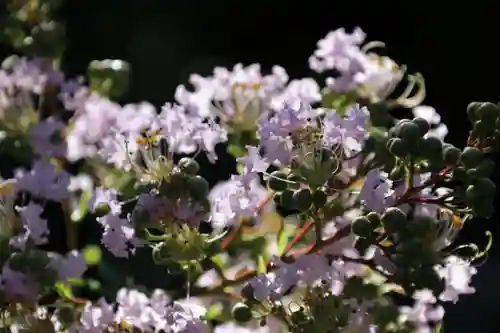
(366, 212, 382, 228)
(93, 203, 111, 217)
(461, 147, 483, 168)
(467, 101, 482, 121)
(386, 138, 407, 157)
(420, 136, 443, 163)
(476, 102, 500, 122)
(292, 188, 313, 212)
(312, 189, 327, 208)
(412, 117, 430, 136)
(88, 59, 130, 98)
(186, 175, 209, 201)
(352, 216, 373, 238)
(267, 171, 289, 192)
(397, 121, 421, 142)
(232, 302, 253, 323)
(474, 177, 496, 196)
(381, 207, 407, 234)
(177, 157, 199, 176)
(443, 145, 461, 166)
(280, 189, 294, 208)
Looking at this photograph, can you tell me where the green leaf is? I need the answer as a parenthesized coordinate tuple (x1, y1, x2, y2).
(83, 245, 102, 266)
(203, 303, 223, 321)
(257, 254, 267, 274)
(277, 228, 288, 255)
(72, 190, 92, 222)
(54, 282, 74, 299)
(227, 144, 246, 158)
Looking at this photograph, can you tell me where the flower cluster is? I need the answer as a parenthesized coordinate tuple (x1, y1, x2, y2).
(0, 2, 496, 333)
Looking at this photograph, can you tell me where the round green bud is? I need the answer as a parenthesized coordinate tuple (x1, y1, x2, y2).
(473, 120, 495, 138)
(286, 174, 302, 189)
(474, 177, 496, 196)
(177, 157, 199, 176)
(412, 117, 430, 136)
(352, 216, 373, 238)
(366, 212, 382, 228)
(466, 168, 479, 182)
(94, 203, 111, 217)
(386, 138, 407, 157)
(443, 145, 461, 166)
(280, 189, 294, 208)
(364, 135, 377, 151)
(397, 121, 421, 142)
(475, 159, 495, 178)
(420, 136, 443, 161)
(232, 302, 253, 323)
(453, 166, 467, 181)
(273, 193, 282, 206)
(467, 102, 482, 121)
(292, 188, 313, 211)
(186, 175, 209, 200)
(476, 102, 500, 122)
(268, 171, 289, 192)
(381, 207, 407, 233)
(461, 147, 483, 168)
(465, 185, 481, 205)
(312, 189, 327, 208)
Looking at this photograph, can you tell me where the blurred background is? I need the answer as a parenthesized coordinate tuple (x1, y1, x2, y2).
(2, 1, 500, 331)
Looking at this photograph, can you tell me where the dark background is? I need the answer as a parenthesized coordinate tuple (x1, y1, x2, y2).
(5, 1, 500, 331)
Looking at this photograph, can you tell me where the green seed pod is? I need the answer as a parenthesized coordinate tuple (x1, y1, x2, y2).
(273, 193, 282, 206)
(465, 185, 481, 205)
(177, 157, 200, 176)
(386, 138, 407, 157)
(292, 188, 313, 212)
(473, 120, 495, 138)
(186, 175, 209, 200)
(286, 174, 302, 189)
(443, 145, 461, 166)
(312, 189, 328, 208)
(268, 171, 289, 192)
(412, 117, 430, 136)
(461, 147, 483, 168)
(381, 207, 407, 234)
(352, 216, 373, 238)
(232, 302, 253, 323)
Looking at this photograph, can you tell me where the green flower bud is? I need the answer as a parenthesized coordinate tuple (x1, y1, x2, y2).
(467, 102, 482, 122)
(461, 147, 483, 168)
(88, 59, 130, 98)
(452, 166, 467, 181)
(286, 174, 302, 189)
(412, 117, 430, 136)
(177, 157, 199, 176)
(232, 302, 253, 323)
(474, 177, 496, 196)
(267, 171, 289, 192)
(292, 188, 313, 212)
(381, 207, 407, 233)
(466, 168, 479, 182)
(160, 173, 186, 199)
(186, 175, 209, 200)
(352, 216, 373, 238)
(386, 138, 407, 157)
(312, 189, 327, 208)
(420, 136, 443, 162)
(94, 203, 111, 217)
(366, 212, 382, 228)
(474, 119, 495, 138)
(465, 184, 481, 205)
(443, 145, 461, 166)
(280, 189, 294, 208)
(475, 159, 495, 178)
(273, 193, 282, 206)
(476, 102, 500, 122)
(397, 122, 421, 142)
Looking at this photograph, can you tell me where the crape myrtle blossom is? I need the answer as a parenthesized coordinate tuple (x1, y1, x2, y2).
(72, 288, 208, 333)
(0, 15, 493, 333)
(175, 63, 321, 129)
(309, 27, 404, 101)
